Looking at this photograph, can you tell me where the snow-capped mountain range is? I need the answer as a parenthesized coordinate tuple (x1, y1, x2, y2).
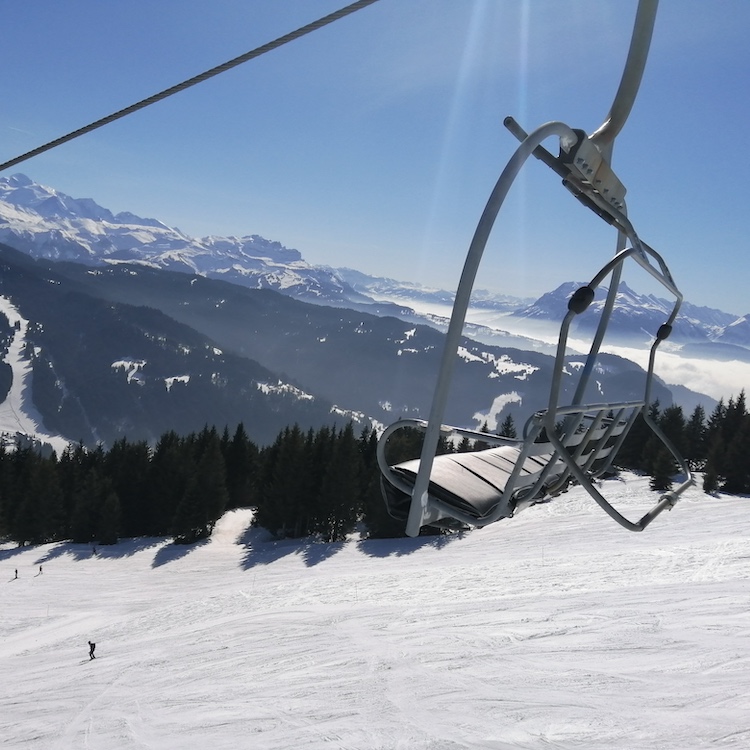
(0, 173, 747, 352)
(0, 174, 371, 306)
(513, 281, 745, 347)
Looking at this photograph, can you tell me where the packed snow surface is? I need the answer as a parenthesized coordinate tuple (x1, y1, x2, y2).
(2, 474, 749, 749)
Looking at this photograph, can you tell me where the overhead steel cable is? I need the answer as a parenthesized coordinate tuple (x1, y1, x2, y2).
(0, 0, 381, 173)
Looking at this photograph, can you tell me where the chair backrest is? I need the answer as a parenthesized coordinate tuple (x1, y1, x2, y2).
(514, 401, 639, 506)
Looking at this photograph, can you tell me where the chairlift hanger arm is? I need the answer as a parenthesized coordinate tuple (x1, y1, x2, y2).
(505, 0, 659, 223)
(505, 119, 644, 240)
(590, 0, 659, 150)
(503, 117, 621, 229)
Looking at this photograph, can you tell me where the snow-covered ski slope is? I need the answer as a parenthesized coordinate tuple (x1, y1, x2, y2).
(2, 474, 749, 749)
(0, 296, 70, 455)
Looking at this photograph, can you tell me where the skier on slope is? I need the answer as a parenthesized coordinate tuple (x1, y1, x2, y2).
(88, 641, 96, 660)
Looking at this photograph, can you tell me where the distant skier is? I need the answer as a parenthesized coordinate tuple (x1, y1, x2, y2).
(14, 569, 17, 579)
(88, 641, 96, 660)
(39, 565, 43, 575)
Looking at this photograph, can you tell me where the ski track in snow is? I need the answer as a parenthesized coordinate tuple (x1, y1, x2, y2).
(2, 474, 750, 749)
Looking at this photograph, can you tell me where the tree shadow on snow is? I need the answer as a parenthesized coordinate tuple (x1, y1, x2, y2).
(94, 538, 164, 559)
(357, 531, 466, 558)
(239, 526, 345, 569)
(0, 545, 29, 562)
(240, 528, 303, 570)
(34, 544, 98, 564)
(151, 538, 210, 568)
(34, 538, 162, 565)
(298, 540, 343, 567)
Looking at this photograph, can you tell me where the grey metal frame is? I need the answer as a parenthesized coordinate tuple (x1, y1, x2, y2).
(377, 0, 695, 537)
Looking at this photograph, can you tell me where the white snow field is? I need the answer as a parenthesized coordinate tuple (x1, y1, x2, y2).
(2, 474, 749, 749)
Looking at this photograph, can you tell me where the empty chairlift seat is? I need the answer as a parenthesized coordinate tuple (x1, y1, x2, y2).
(379, 404, 639, 533)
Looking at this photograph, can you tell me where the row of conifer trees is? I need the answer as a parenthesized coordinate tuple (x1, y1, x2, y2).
(614, 392, 749, 494)
(0, 422, 413, 547)
(0, 391, 746, 548)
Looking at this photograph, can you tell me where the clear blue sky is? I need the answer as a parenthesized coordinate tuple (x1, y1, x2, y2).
(1, 1, 748, 314)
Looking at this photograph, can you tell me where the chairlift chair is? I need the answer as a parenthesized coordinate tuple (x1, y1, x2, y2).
(377, 0, 695, 537)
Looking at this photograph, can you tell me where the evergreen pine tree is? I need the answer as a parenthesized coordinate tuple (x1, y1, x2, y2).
(57, 442, 91, 532)
(640, 401, 663, 475)
(224, 423, 258, 509)
(170, 477, 207, 544)
(456, 436, 472, 453)
(253, 432, 283, 528)
(649, 448, 675, 492)
(10, 450, 65, 545)
(383, 426, 418, 463)
(0, 444, 10, 538)
(359, 427, 406, 538)
(70, 469, 105, 543)
(12, 493, 40, 547)
(304, 426, 333, 537)
(220, 425, 231, 456)
(684, 405, 707, 469)
(96, 490, 122, 545)
(615, 402, 659, 471)
(702, 432, 725, 494)
(28, 456, 65, 543)
(254, 425, 309, 537)
(658, 405, 686, 458)
(147, 431, 190, 535)
(723, 391, 747, 441)
(474, 421, 491, 451)
(315, 423, 362, 542)
(498, 414, 517, 439)
(7, 445, 35, 544)
(722, 416, 750, 494)
(171, 436, 228, 543)
(705, 399, 727, 446)
(105, 438, 150, 537)
(702, 461, 720, 494)
(202, 437, 229, 527)
(357, 425, 378, 498)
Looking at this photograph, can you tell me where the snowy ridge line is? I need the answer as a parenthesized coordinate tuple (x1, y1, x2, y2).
(0, 174, 363, 305)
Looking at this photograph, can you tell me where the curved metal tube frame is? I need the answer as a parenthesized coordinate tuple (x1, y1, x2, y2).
(400, 121, 577, 536)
